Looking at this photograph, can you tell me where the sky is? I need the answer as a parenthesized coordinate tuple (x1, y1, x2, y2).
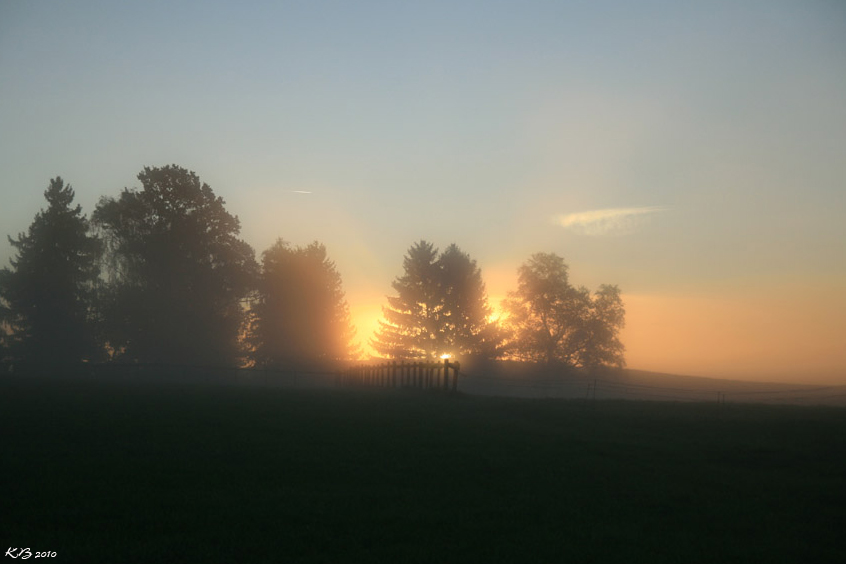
(2, 0, 845, 383)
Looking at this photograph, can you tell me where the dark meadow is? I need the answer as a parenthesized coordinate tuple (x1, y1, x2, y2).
(2, 377, 845, 563)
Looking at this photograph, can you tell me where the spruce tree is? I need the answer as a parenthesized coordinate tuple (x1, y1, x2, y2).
(0, 177, 101, 368)
(372, 241, 501, 360)
(437, 244, 503, 358)
(248, 239, 357, 368)
(372, 240, 441, 359)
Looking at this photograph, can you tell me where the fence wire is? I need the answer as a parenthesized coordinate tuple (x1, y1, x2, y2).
(456, 369, 846, 405)
(5, 360, 844, 406)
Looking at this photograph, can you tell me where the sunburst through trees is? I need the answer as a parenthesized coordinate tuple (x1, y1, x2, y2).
(371, 241, 502, 361)
(2, 168, 626, 377)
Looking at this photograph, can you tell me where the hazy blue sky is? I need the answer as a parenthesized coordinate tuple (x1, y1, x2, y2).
(2, 0, 845, 381)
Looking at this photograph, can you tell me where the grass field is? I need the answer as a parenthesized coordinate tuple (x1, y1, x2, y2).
(2, 376, 845, 563)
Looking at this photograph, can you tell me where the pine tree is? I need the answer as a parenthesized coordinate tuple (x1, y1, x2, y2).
(0, 177, 101, 368)
(437, 244, 503, 358)
(372, 240, 441, 359)
(372, 241, 501, 360)
(248, 239, 357, 368)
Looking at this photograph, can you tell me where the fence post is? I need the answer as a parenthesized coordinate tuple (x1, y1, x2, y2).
(450, 360, 458, 392)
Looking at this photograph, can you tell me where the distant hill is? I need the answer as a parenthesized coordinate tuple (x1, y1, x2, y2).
(456, 360, 846, 406)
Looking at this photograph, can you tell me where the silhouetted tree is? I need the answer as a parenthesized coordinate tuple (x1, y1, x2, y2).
(248, 239, 357, 368)
(92, 165, 256, 366)
(372, 241, 441, 359)
(438, 244, 503, 358)
(571, 284, 626, 370)
(0, 177, 102, 368)
(372, 241, 501, 360)
(502, 253, 625, 370)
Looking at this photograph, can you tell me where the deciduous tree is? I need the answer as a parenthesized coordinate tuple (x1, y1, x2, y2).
(502, 253, 625, 370)
(92, 165, 256, 366)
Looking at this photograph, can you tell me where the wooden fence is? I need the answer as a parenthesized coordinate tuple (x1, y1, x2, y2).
(339, 359, 461, 392)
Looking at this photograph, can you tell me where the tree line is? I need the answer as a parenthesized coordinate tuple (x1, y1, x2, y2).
(0, 165, 625, 374)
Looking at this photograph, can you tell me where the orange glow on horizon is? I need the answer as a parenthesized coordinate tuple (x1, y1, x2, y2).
(348, 277, 846, 384)
(621, 285, 846, 384)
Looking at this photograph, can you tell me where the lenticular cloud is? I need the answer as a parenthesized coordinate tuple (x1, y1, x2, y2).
(556, 206, 668, 235)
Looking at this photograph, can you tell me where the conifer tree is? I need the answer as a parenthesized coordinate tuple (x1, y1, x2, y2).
(438, 244, 503, 358)
(248, 239, 357, 368)
(0, 177, 101, 367)
(372, 241, 501, 360)
(372, 240, 441, 359)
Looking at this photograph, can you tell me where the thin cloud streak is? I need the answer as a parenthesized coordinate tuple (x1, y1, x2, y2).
(556, 206, 670, 236)
(291, 190, 313, 194)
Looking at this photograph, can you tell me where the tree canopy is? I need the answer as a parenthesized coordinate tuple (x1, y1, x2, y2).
(248, 239, 357, 368)
(0, 177, 101, 367)
(92, 165, 257, 366)
(372, 241, 501, 360)
(502, 252, 625, 370)
(0, 166, 628, 377)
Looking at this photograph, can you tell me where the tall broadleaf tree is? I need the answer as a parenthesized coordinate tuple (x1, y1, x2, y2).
(248, 239, 357, 368)
(372, 241, 501, 360)
(502, 252, 625, 370)
(0, 177, 102, 368)
(569, 284, 626, 370)
(92, 165, 257, 366)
